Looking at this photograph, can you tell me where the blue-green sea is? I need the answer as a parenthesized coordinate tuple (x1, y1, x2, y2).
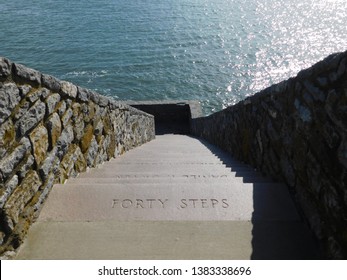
(1, 0, 346, 114)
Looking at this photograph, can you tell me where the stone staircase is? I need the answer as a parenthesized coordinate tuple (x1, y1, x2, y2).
(16, 134, 319, 259)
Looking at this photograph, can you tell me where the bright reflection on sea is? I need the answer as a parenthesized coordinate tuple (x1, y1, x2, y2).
(0, 0, 346, 115)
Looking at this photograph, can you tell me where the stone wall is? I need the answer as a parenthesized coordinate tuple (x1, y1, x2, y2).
(192, 51, 347, 259)
(128, 100, 202, 134)
(0, 57, 155, 254)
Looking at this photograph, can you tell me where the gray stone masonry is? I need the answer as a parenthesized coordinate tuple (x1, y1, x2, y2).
(0, 57, 155, 255)
(192, 50, 347, 259)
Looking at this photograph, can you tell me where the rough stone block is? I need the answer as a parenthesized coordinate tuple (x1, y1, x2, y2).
(72, 115, 84, 142)
(81, 124, 94, 153)
(98, 95, 109, 107)
(46, 93, 61, 115)
(60, 81, 77, 98)
(94, 120, 104, 136)
(13, 100, 30, 121)
(57, 100, 67, 117)
(74, 146, 87, 173)
(0, 57, 12, 79)
(0, 137, 31, 180)
(0, 83, 20, 124)
(303, 81, 325, 102)
(77, 87, 91, 102)
(61, 108, 73, 127)
(33, 172, 55, 212)
(18, 154, 34, 180)
(60, 146, 77, 179)
(17, 100, 46, 136)
(29, 125, 49, 166)
(39, 147, 58, 181)
(0, 119, 15, 158)
(41, 74, 61, 92)
(18, 85, 32, 98)
(13, 63, 41, 86)
(46, 113, 62, 149)
(26, 88, 50, 104)
(3, 171, 41, 230)
(56, 125, 74, 159)
(89, 91, 100, 104)
(0, 175, 18, 208)
(86, 136, 98, 166)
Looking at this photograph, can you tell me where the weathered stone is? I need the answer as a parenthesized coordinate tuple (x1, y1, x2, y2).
(39, 147, 58, 181)
(95, 135, 106, 165)
(61, 108, 73, 127)
(325, 89, 347, 130)
(13, 63, 41, 86)
(0, 57, 12, 78)
(99, 95, 109, 107)
(0, 231, 5, 246)
(18, 154, 34, 180)
(0, 119, 15, 158)
(89, 91, 100, 104)
(323, 123, 341, 149)
(0, 57, 157, 257)
(46, 113, 62, 149)
(0, 137, 31, 179)
(86, 136, 98, 166)
(46, 93, 61, 115)
(0, 83, 20, 123)
(77, 87, 91, 102)
(71, 102, 81, 118)
(303, 81, 325, 102)
(29, 125, 48, 166)
(3, 171, 41, 229)
(94, 120, 104, 136)
(13, 100, 30, 121)
(294, 99, 312, 123)
(57, 100, 67, 116)
(74, 146, 87, 173)
(328, 58, 346, 84)
(83, 102, 94, 123)
(16, 100, 46, 136)
(317, 77, 329, 88)
(18, 85, 32, 97)
(27, 88, 50, 103)
(60, 81, 77, 98)
(73, 115, 85, 141)
(60, 146, 78, 179)
(33, 172, 55, 212)
(56, 125, 74, 159)
(81, 124, 94, 153)
(107, 134, 116, 158)
(41, 74, 61, 92)
(0, 175, 18, 208)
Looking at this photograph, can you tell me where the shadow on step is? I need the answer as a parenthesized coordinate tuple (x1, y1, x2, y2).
(195, 136, 321, 260)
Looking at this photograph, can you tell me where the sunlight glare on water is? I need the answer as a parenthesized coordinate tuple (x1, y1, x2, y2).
(0, 0, 346, 115)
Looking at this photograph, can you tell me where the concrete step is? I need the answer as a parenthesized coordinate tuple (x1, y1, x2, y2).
(38, 183, 300, 222)
(65, 177, 269, 185)
(76, 170, 267, 180)
(15, 220, 319, 260)
(91, 165, 238, 173)
(70, 174, 273, 184)
(100, 161, 250, 169)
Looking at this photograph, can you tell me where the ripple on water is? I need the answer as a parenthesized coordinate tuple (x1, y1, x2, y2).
(0, 0, 346, 115)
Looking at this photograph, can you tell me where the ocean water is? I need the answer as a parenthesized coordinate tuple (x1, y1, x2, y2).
(1, 0, 346, 115)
